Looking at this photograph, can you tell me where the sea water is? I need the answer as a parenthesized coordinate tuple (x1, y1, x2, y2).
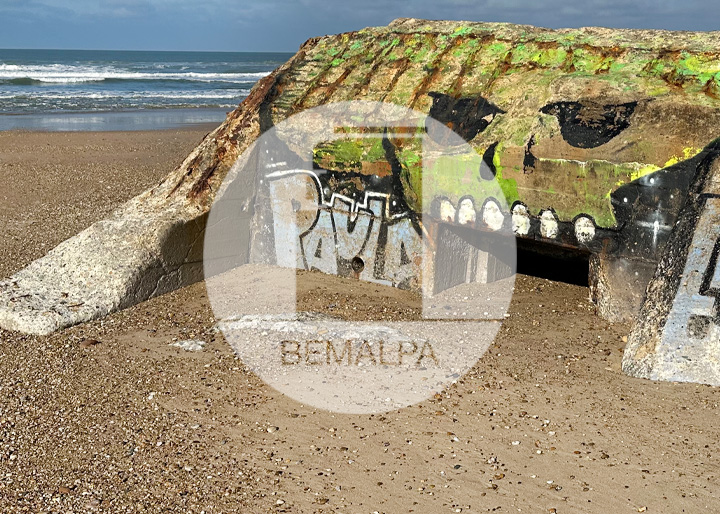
(0, 49, 292, 131)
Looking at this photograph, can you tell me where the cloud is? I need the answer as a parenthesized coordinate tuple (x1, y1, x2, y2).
(0, 0, 716, 51)
(1, 0, 712, 23)
(0, 0, 76, 19)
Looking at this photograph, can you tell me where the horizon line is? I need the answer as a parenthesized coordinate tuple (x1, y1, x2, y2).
(0, 47, 296, 54)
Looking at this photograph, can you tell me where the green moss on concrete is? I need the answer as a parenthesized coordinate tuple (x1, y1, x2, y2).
(418, 152, 500, 208)
(492, 142, 520, 205)
(278, 20, 720, 228)
(451, 26, 473, 37)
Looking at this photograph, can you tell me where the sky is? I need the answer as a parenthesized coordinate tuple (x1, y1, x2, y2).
(0, 0, 716, 52)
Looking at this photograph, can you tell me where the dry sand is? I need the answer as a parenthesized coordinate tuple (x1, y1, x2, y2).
(0, 128, 719, 513)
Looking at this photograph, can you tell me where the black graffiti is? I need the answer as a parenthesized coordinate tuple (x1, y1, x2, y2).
(426, 92, 505, 143)
(523, 134, 537, 174)
(540, 101, 637, 148)
(480, 142, 499, 180)
(312, 134, 416, 218)
(688, 235, 720, 339)
(612, 139, 720, 262)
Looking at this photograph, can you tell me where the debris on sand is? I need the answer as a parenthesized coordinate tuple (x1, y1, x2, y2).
(169, 339, 206, 352)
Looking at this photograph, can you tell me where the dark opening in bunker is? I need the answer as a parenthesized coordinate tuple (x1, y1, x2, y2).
(351, 256, 365, 274)
(515, 238, 590, 287)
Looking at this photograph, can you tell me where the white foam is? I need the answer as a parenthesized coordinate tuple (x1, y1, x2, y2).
(0, 63, 269, 83)
(0, 90, 251, 100)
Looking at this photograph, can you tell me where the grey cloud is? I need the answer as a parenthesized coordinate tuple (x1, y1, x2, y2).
(0, 0, 717, 52)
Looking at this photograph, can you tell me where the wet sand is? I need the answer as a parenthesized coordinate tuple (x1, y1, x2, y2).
(0, 128, 719, 513)
(0, 109, 229, 133)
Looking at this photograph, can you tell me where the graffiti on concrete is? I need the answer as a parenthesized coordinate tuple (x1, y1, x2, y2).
(626, 195, 720, 383)
(266, 169, 424, 290)
(663, 197, 720, 342)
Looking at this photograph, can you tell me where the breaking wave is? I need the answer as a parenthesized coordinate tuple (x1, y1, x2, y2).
(0, 64, 270, 84)
(0, 50, 289, 115)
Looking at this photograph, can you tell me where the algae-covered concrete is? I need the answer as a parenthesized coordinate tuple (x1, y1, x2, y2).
(273, 18, 720, 229)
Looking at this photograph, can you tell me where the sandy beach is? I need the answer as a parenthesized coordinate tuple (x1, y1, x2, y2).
(1, 127, 719, 513)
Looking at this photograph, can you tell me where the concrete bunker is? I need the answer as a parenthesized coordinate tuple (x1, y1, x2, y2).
(0, 19, 720, 387)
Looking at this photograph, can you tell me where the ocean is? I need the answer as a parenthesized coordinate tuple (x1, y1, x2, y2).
(0, 49, 293, 131)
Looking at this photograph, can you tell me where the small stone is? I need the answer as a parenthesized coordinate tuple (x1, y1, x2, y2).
(80, 339, 101, 348)
(170, 339, 206, 352)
